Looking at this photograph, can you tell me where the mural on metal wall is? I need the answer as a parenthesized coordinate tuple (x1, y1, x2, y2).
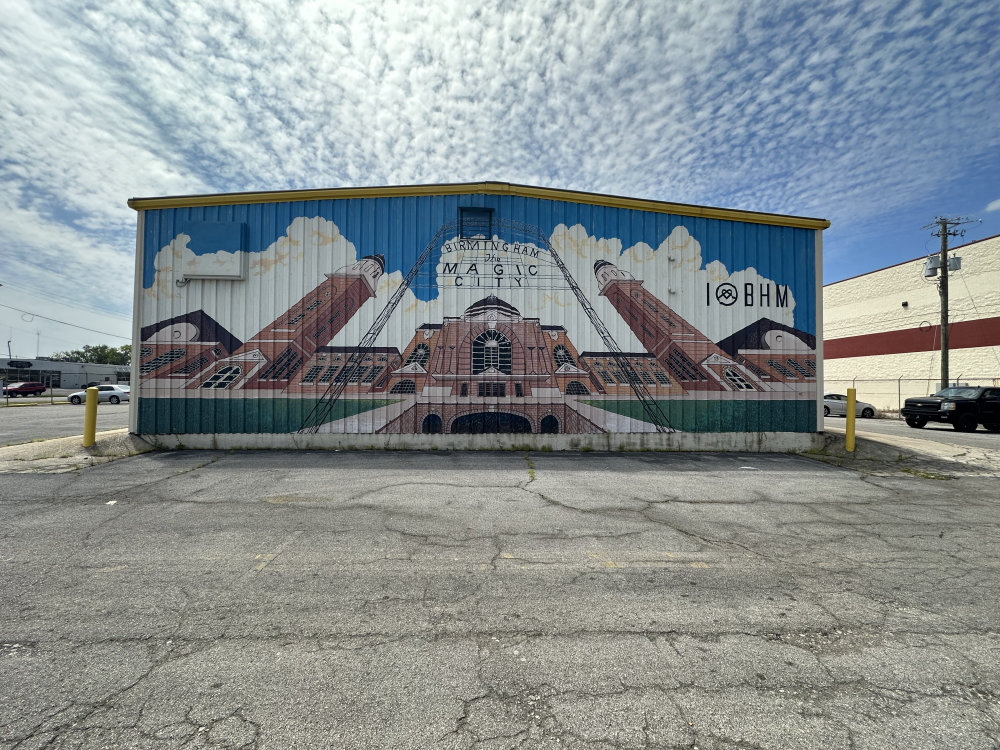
(138, 205, 817, 435)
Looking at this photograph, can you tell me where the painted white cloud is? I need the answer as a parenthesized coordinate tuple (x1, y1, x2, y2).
(143, 217, 359, 341)
(361, 224, 795, 352)
(363, 223, 796, 350)
(548, 224, 796, 346)
(145, 218, 796, 356)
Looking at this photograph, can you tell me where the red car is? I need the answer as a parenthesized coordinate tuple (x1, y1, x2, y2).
(2, 381, 47, 397)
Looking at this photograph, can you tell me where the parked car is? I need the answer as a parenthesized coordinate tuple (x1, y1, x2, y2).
(2, 381, 47, 397)
(67, 384, 130, 405)
(901, 386, 1000, 432)
(823, 393, 876, 418)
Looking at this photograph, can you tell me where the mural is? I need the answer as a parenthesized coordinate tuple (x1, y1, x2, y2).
(137, 195, 818, 435)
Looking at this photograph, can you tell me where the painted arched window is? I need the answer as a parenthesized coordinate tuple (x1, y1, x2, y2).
(540, 415, 559, 434)
(565, 380, 589, 395)
(553, 345, 575, 368)
(472, 330, 512, 374)
(422, 414, 443, 434)
(405, 343, 430, 367)
(200, 365, 241, 389)
(390, 379, 416, 394)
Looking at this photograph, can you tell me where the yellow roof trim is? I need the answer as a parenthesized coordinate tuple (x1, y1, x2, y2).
(128, 181, 830, 230)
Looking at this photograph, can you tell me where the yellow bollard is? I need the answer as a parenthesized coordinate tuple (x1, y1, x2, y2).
(845, 388, 856, 453)
(83, 386, 98, 447)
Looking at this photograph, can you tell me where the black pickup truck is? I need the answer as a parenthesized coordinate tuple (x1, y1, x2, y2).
(901, 386, 1000, 432)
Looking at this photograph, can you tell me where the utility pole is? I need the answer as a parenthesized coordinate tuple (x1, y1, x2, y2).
(937, 218, 951, 390)
(923, 217, 976, 390)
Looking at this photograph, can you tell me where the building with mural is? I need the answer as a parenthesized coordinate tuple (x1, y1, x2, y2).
(129, 182, 827, 449)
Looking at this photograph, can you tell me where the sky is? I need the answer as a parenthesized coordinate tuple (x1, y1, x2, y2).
(1, 0, 997, 359)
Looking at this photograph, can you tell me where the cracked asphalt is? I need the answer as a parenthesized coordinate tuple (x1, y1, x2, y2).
(2, 448, 999, 749)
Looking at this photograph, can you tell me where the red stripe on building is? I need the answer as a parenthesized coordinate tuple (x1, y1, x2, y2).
(825, 317, 1000, 359)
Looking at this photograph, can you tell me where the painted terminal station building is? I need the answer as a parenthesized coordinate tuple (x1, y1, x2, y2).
(129, 182, 828, 450)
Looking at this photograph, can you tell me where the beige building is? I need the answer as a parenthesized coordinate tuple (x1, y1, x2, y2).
(823, 233, 1000, 411)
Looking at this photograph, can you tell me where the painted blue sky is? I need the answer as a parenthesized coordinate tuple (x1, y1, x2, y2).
(1, 0, 997, 355)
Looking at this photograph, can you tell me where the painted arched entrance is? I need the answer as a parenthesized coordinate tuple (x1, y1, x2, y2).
(450, 412, 532, 434)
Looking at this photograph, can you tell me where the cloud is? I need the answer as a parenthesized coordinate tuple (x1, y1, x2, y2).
(0, 190, 131, 306)
(987, 199, 1000, 213)
(2, 0, 999, 352)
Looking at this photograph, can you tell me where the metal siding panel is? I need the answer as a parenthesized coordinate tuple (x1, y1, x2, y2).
(814, 229, 825, 431)
(135, 192, 820, 438)
(130, 211, 144, 434)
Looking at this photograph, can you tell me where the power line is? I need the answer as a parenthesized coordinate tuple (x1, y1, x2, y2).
(0, 279, 133, 322)
(0, 303, 130, 340)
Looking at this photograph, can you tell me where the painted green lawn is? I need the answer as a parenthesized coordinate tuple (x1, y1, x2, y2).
(585, 399, 816, 432)
(138, 398, 399, 434)
(138, 396, 815, 434)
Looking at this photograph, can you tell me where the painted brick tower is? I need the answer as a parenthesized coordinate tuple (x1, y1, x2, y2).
(197, 255, 386, 391)
(594, 259, 766, 392)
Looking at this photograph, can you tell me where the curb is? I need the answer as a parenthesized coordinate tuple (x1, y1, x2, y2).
(1, 401, 76, 408)
(808, 424, 1000, 476)
(1, 422, 997, 476)
(0, 429, 156, 474)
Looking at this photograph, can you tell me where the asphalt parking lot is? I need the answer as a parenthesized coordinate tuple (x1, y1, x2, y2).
(2, 441, 999, 749)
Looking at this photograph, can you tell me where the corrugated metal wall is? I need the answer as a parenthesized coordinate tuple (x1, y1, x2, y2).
(135, 191, 819, 437)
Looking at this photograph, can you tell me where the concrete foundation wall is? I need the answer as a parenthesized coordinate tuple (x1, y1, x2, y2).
(140, 430, 826, 453)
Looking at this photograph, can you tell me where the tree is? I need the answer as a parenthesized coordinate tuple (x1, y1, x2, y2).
(50, 344, 131, 365)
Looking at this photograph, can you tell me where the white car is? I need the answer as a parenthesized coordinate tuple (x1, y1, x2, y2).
(67, 384, 130, 405)
(823, 393, 875, 418)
